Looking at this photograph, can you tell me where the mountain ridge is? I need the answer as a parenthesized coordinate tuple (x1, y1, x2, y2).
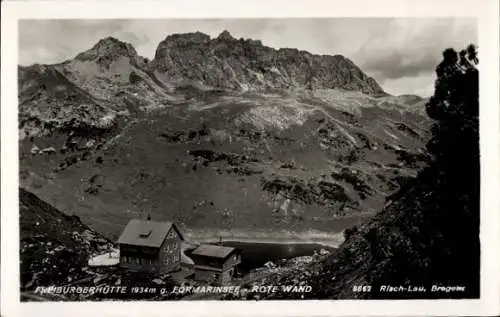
(18, 31, 407, 141)
(21, 31, 389, 94)
(151, 30, 387, 95)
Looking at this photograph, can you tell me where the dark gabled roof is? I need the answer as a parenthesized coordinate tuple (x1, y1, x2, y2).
(117, 219, 183, 248)
(191, 244, 238, 259)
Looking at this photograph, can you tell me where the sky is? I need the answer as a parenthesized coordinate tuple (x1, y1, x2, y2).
(18, 18, 477, 97)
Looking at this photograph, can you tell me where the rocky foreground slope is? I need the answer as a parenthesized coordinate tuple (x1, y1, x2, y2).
(20, 187, 110, 291)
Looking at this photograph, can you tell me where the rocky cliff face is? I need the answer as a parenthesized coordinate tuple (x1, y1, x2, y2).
(19, 32, 388, 141)
(151, 31, 386, 95)
(18, 64, 117, 139)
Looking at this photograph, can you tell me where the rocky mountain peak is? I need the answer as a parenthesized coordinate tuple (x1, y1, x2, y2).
(217, 30, 236, 41)
(75, 36, 139, 62)
(162, 32, 211, 46)
(97, 36, 124, 46)
(152, 32, 387, 95)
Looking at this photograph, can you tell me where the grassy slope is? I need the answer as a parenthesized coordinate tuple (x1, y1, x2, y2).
(20, 88, 431, 243)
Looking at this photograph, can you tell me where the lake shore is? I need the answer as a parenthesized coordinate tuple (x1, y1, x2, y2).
(182, 228, 345, 248)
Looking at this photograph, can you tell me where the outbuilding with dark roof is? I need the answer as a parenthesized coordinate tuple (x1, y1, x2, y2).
(190, 244, 241, 285)
(117, 219, 184, 275)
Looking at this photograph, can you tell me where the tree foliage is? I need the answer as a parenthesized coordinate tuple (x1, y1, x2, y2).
(400, 44, 480, 296)
(356, 46, 480, 297)
(354, 44, 479, 297)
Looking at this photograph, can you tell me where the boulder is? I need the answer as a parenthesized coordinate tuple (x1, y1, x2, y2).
(264, 261, 276, 269)
(81, 230, 95, 241)
(85, 140, 96, 148)
(40, 147, 56, 154)
(54, 246, 65, 252)
(152, 278, 165, 285)
(93, 274, 106, 284)
(319, 248, 330, 256)
(30, 145, 40, 155)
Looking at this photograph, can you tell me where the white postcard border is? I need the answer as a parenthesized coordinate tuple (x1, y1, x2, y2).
(1, 0, 499, 316)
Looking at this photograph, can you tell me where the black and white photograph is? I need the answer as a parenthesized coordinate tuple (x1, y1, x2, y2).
(1, 0, 500, 316)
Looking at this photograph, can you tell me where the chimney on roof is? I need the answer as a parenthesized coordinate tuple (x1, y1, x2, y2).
(139, 229, 152, 238)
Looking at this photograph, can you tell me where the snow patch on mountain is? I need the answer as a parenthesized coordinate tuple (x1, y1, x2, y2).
(237, 102, 315, 130)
